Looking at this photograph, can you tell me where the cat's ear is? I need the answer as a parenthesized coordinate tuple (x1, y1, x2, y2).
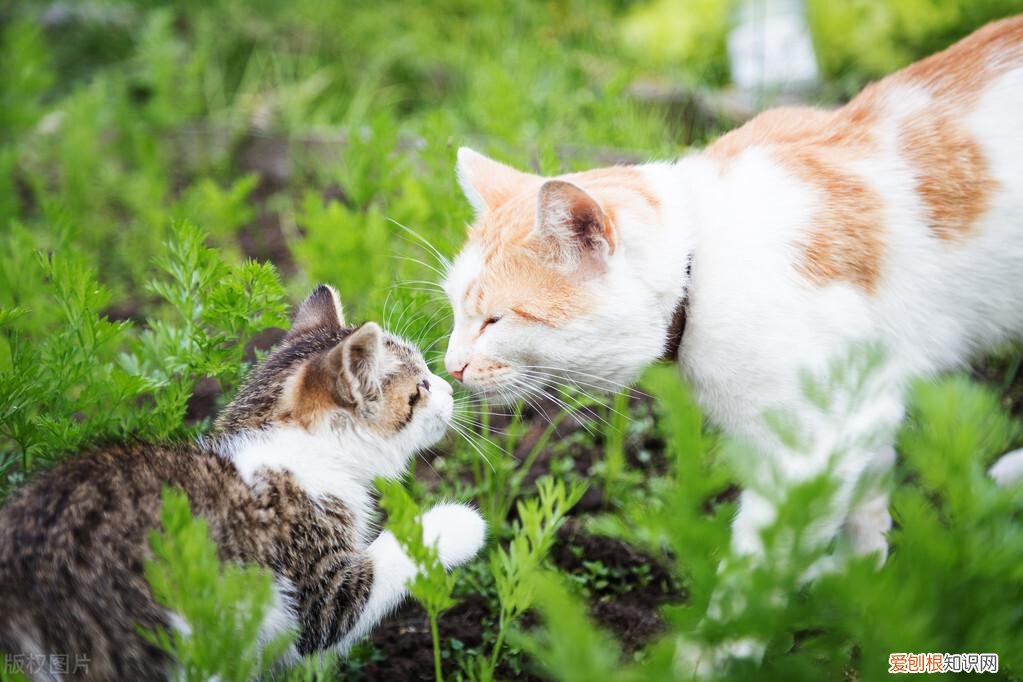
(328, 322, 383, 407)
(456, 147, 536, 215)
(290, 284, 345, 339)
(534, 179, 613, 268)
(289, 285, 345, 339)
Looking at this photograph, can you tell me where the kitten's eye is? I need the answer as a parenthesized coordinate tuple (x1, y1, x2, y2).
(409, 387, 423, 407)
(480, 315, 502, 332)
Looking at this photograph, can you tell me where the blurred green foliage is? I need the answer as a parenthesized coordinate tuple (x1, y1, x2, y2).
(807, 0, 1023, 93)
(518, 368, 1023, 682)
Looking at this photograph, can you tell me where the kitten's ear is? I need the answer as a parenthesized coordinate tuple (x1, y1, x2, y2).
(534, 180, 613, 268)
(289, 285, 345, 339)
(456, 147, 536, 215)
(329, 322, 383, 407)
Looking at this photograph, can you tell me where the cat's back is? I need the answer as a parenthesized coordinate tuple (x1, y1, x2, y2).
(696, 16, 1023, 373)
(0, 441, 244, 679)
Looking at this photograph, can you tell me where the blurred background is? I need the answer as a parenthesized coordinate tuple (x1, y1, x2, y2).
(3, 0, 1021, 331)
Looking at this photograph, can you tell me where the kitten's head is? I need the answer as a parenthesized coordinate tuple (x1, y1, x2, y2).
(216, 285, 452, 478)
(443, 148, 670, 403)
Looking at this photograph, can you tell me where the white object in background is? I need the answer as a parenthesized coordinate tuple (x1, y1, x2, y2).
(728, 0, 819, 93)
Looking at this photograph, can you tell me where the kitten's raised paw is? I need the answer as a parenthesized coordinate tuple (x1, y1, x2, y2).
(421, 503, 486, 568)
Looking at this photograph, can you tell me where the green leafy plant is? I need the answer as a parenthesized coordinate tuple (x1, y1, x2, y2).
(480, 477, 586, 681)
(144, 487, 292, 681)
(376, 479, 462, 682)
(514, 364, 1023, 681)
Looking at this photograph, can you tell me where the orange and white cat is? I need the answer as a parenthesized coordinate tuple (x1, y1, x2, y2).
(443, 17, 1023, 564)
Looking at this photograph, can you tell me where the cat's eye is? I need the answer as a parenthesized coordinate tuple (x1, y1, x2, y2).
(409, 379, 430, 407)
(480, 315, 502, 332)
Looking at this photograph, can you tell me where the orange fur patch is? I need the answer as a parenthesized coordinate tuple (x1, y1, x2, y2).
(703, 16, 1022, 291)
(282, 362, 340, 429)
(707, 104, 885, 294)
(461, 165, 661, 324)
(706, 95, 881, 167)
(899, 115, 997, 241)
(900, 15, 1023, 108)
(467, 247, 592, 325)
(785, 151, 885, 293)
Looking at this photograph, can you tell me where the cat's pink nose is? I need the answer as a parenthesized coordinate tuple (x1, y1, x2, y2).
(450, 364, 467, 382)
(446, 359, 468, 382)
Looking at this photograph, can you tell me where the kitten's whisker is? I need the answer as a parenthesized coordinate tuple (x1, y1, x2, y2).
(416, 451, 441, 479)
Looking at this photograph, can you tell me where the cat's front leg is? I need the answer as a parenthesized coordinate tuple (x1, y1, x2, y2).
(335, 503, 485, 654)
(420, 502, 488, 568)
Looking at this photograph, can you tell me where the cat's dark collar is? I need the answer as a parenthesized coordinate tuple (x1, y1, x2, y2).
(660, 257, 692, 362)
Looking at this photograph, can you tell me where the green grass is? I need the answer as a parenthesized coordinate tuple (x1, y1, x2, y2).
(2, 1, 1023, 680)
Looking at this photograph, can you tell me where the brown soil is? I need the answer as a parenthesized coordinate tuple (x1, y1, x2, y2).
(552, 519, 685, 653)
(355, 594, 544, 682)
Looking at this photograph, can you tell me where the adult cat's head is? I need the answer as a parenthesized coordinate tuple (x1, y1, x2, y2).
(216, 284, 453, 478)
(443, 148, 687, 403)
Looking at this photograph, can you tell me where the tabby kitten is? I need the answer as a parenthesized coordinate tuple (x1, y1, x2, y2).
(443, 16, 1023, 564)
(0, 285, 485, 679)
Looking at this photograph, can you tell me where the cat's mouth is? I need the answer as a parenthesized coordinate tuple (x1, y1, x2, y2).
(456, 364, 527, 405)
(462, 364, 585, 407)
(462, 362, 625, 409)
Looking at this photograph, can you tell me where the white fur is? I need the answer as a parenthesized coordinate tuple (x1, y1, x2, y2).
(337, 503, 486, 654)
(447, 61, 1023, 559)
(445, 58, 1023, 674)
(214, 371, 484, 659)
(990, 448, 1023, 486)
(258, 578, 301, 666)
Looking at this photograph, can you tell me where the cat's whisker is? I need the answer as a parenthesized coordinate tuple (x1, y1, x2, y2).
(509, 375, 600, 435)
(527, 380, 612, 433)
(389, 286, 448, 303)
(390, 298, 420, 338)
(382, 288, 397, 330)
(393, 255, 449, 281)
(520, 365, 649, 397)
(388, 218, 453, 272)
(447, 422, 497, 473)
(449, 418, 508, 456)
(519, 370, 630, 425)
(413, 316, 451, 346)
(395, 279, 446, 291)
